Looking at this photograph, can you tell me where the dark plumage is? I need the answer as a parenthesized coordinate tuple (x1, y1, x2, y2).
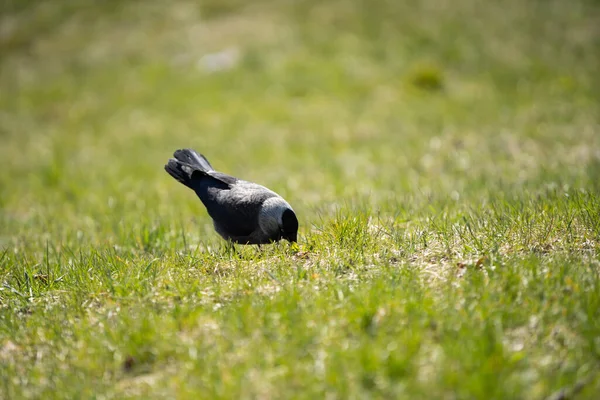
(165, 149, 298, 245)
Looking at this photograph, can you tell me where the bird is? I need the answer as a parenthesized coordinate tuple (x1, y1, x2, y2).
(164, 149, 298, 245)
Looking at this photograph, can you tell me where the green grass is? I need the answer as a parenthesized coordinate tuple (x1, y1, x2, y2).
(1, 0, 599, 398)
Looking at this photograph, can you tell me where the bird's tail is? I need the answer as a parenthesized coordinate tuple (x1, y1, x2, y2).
(173, 149, 214, 172)
(164, 149, 214, 189)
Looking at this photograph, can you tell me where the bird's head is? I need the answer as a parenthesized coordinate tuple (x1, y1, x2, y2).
(279, 208, 298, 243)
(260, 197, 298, 243)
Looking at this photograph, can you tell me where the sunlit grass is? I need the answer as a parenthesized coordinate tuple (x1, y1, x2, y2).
(1, 0, 599, 398)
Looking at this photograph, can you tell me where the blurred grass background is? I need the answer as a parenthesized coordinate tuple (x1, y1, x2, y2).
(1, 0, 599, 398)
(2, 0, 598, 246)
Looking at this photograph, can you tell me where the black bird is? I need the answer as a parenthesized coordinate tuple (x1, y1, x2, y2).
(165, 149, 298, 244)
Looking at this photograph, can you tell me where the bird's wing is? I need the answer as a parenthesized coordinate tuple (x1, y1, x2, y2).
(189, 169, 239, 187)
(202, 182, 278, 238)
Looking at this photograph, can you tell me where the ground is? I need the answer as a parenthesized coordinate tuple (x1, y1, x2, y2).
(0, 0, 599, 398)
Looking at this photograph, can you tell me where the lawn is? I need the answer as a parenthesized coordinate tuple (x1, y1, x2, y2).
(1, 0, 599, 398)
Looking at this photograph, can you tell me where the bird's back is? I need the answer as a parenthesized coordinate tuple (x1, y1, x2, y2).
(193, 177, 279, 241)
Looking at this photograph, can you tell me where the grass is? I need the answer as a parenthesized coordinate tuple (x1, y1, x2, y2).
(1, 0, 599, 398)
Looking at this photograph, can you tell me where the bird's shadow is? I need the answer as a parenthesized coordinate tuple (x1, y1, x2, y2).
(215, 240, 298, 261)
